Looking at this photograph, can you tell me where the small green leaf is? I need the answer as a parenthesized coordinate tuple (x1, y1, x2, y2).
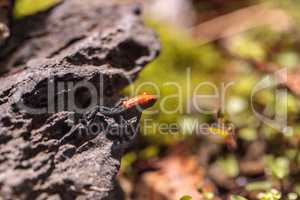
(238, 128, 257, 141)
(228, 35, 266, 60)
(264, 155, 289, 179)
(257, 189, 281, 200)
(230, 194, 248, 200)
(120, 152, 137, 173)
(203, 192, 214, 200)
(14, 0, 61, 18)
(276, 51, 300, 70)
(217, 154, 239, 177)
(245, 181, 272, 191)
(180, 195, 192, 200)
(294, 183, 300, 196)
(139, 145, 159, 160)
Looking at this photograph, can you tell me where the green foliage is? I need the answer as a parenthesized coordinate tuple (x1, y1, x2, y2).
(197, 187, 214, 200)
(293, 183, 300, 196)
(120, 152, 137, 173)
(264, 155, 290, 180)
(228, 35, 266, 60)
(257, 189, 281, 200)
(276, 51, 300, 70)
(245, 181, 272, 192)
(287, 193, 298, 200)
(121, 145, 160, 174)
(123, 21, 225, 143)
(238, 128, 257, 141)
(139, 145, 159, 160)
(203, 192, 214, 200)
(180, 195, 192, 200)
(230, 195, 248, 200)
(14, 0, 60, 18)
(216, 154, 239, 177)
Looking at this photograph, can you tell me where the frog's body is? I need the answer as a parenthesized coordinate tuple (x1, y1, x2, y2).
(59, 93, 157, 145)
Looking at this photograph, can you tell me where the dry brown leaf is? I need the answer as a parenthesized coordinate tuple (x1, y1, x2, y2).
(134, 153, 216, 200)
(191, 4, 293, 44)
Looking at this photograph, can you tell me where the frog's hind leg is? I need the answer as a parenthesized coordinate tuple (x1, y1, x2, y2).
(59, 124, 82, 145)
(114, 97, 128, 107)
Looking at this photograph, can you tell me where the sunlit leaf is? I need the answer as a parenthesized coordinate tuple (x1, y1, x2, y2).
(276, 51, 299, 70)
(230, 195, 248, 200)
(180, 195, 192, 200)
(245, 181, 272, 191)
(293, 183, 300, 196)
(238, 128, 257, 141)
(217, 154, 239, 177)
(287, 193, 298, 200)
(120, 152, 137, 173)
(229, 35, 266, 61)
(14, 0, 61, 18)
(257, 189, 281, 200)
(207, 127, 231, 139)
(203, 192, 214, 200)
(264, 155, 289, 179)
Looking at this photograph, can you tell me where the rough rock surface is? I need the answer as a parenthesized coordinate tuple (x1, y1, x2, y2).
(0, 0, 160, 199)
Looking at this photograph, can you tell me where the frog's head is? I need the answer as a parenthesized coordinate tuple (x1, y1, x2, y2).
(122, 92, 157, 111)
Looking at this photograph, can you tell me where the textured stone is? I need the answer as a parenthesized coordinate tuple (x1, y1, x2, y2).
(0, 0, 160, 199)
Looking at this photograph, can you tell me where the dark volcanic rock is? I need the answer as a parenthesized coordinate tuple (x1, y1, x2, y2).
(0, 0, 159, 73)
(0, 0, 160, 199)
